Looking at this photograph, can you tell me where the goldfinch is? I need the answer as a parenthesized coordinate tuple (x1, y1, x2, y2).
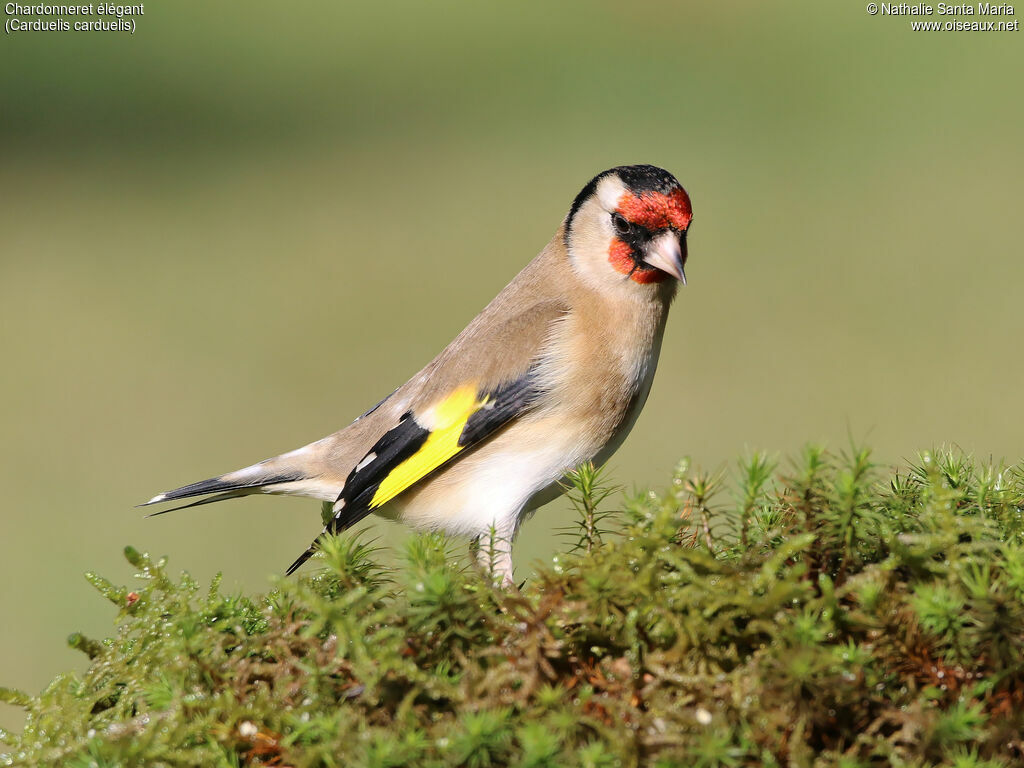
(145, 165, 693, 584)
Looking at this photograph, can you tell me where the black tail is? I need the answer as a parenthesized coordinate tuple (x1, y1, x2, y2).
(144, 490, 251, 517)
(146, 461, 327, 576)
(141, 470, 305, 510)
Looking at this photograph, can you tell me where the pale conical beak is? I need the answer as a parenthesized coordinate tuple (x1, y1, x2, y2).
(643, 230, 687, 284)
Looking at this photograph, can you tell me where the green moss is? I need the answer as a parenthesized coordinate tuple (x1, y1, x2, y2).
(4, 447, 1024, 767)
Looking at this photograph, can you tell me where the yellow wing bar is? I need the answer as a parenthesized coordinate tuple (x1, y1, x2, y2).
(369, 384, 488, 509)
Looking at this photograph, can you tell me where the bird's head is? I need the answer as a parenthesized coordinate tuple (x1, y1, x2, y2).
(564, 165, 692, 296)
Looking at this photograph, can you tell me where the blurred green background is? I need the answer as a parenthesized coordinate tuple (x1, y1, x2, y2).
(2, 0, 1021, 735)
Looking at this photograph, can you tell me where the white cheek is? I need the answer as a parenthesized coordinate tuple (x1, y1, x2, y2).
(596, 176, 626, 211)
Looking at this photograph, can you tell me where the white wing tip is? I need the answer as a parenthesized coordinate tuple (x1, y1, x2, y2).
(147, 493, 167, 505)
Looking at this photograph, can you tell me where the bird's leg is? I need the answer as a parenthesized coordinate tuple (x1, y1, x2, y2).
(472, 526, 515, 587)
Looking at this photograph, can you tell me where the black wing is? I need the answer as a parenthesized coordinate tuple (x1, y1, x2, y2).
(285, 370, 540, 575)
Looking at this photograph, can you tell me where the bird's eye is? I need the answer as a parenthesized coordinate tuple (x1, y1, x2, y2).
(611, 213, 631, 235)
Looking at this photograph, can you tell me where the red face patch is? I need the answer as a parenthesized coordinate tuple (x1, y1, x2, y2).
(607, 186, 690, 284)
(616, 188, 692, 231)
(608, 238, 669, 284)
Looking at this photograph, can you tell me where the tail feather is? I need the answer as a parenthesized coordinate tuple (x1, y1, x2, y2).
(141, 470, 305, 507)
(145, 489, 252, 517)
(145, 441, 349, 576)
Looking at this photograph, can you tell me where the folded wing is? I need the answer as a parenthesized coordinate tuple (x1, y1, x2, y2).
(284, 371, 540, 574)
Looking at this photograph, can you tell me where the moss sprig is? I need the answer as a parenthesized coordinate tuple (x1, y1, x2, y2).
(4, 446, 1024, 767)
